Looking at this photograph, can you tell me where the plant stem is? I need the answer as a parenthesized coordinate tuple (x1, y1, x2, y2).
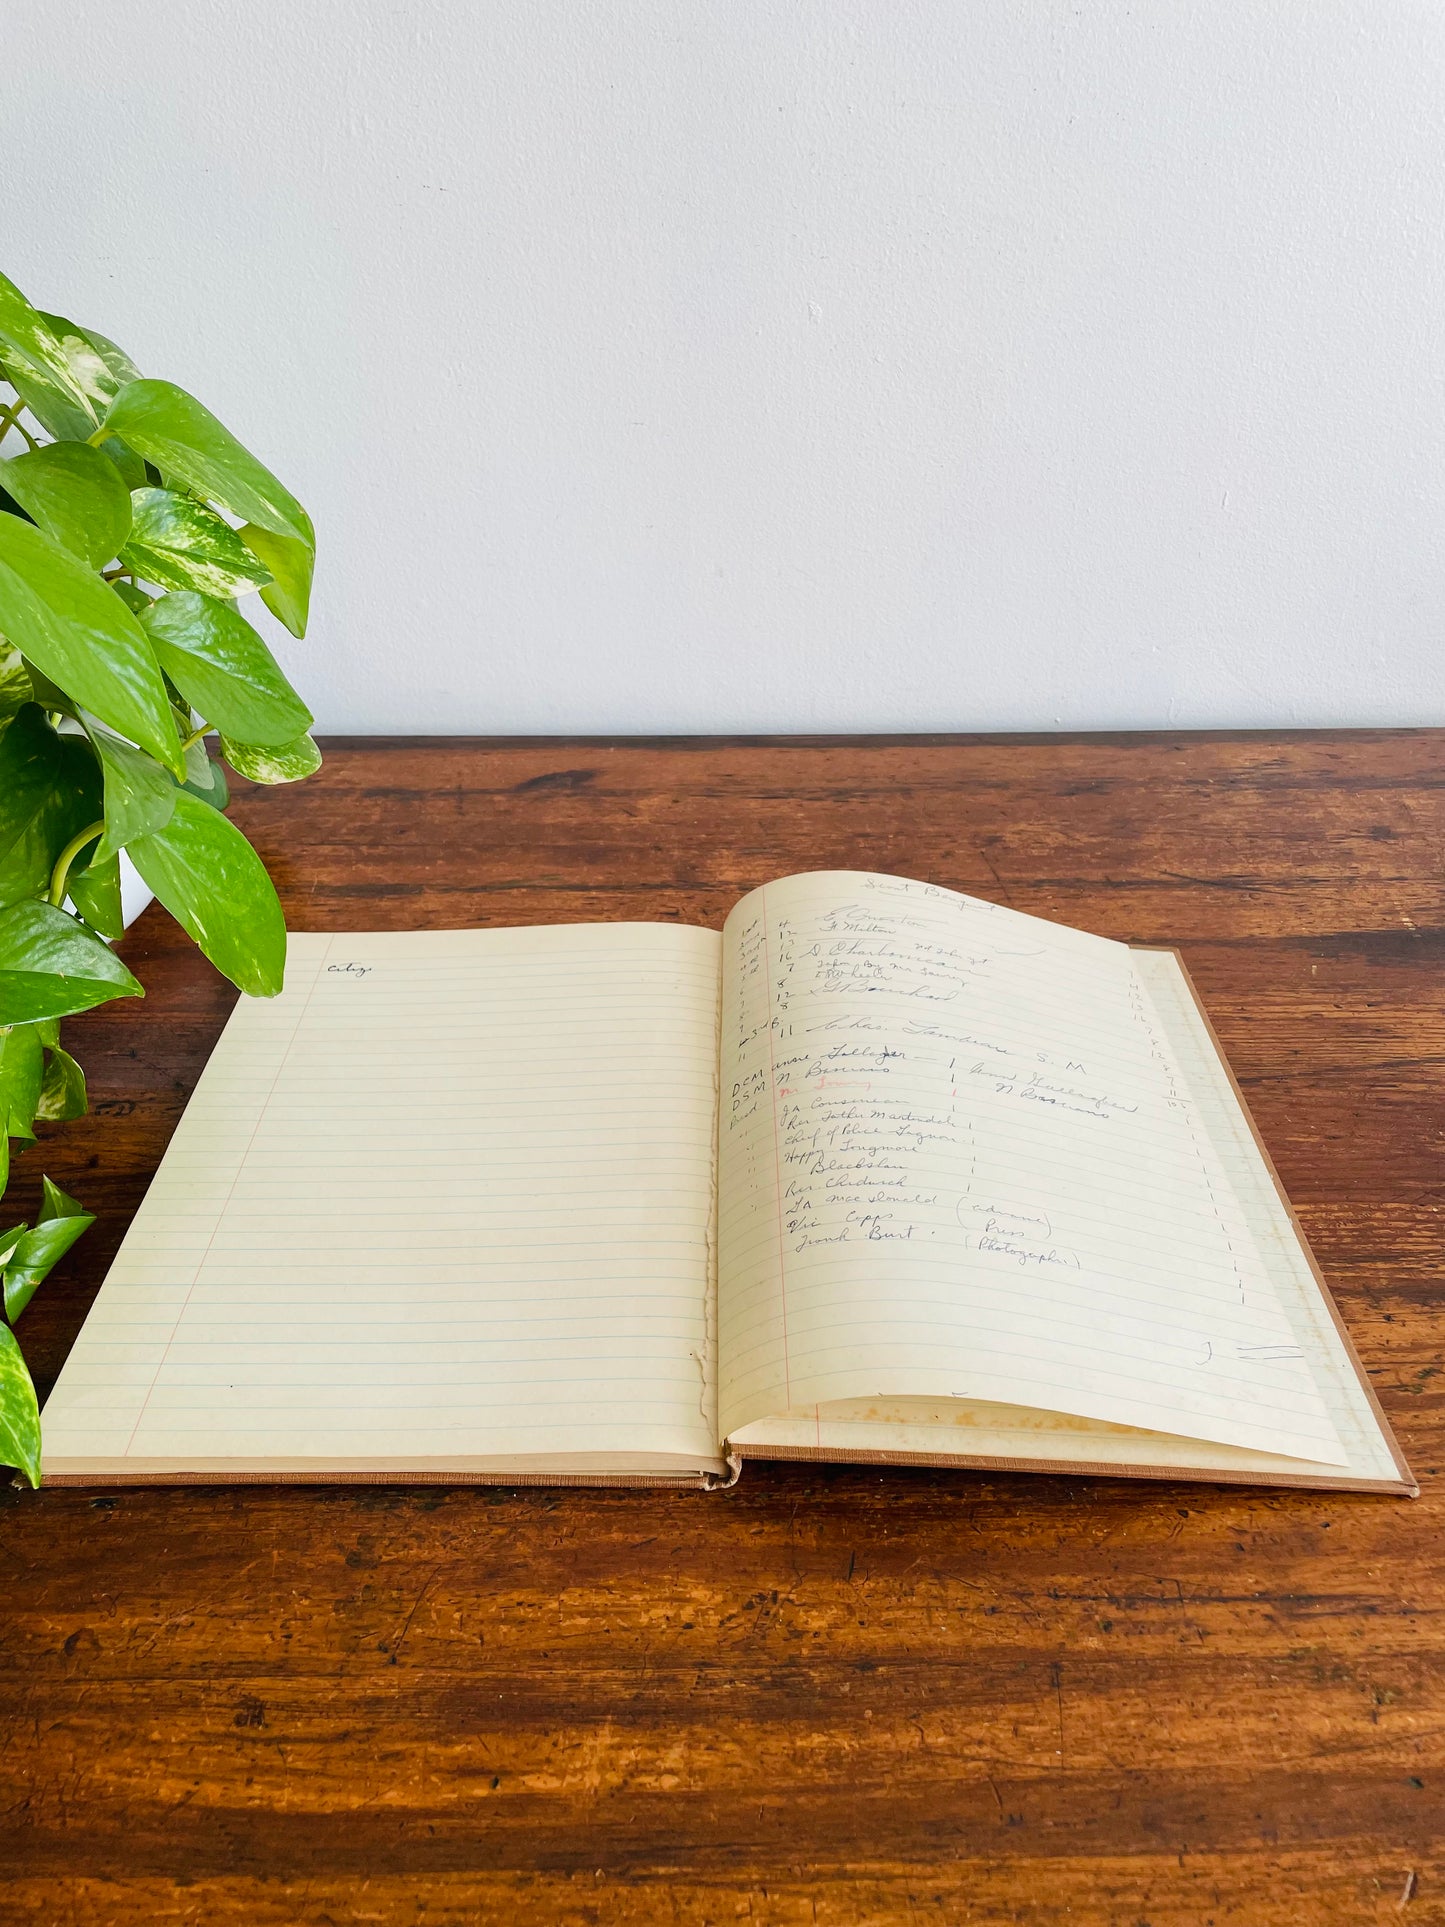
(0, 393, 38, 451)
(179, 722, 213, 754)
(47, 821, 105, 909)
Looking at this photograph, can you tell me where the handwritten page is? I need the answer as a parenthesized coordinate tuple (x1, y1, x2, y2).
(716, 871, 1346, 1465)
(736, 946, 1405, 1487)
(42, 924, 724, 1478)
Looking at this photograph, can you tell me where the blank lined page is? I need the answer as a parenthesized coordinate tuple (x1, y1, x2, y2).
(717, 871, 1345, 1466)
(42, 923, 724, 1478)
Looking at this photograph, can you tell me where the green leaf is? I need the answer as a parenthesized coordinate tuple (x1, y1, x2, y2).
(19, 656, 77, 717)
(241, 525, 313, 638)
(1, 310, 137, 453)
(71, 325, 140, 389)
(97, 437, 147, 492)
(67, 850, 123, 938)
(120, 488, 273, 599)
(220, 732, 322, 785)
(39, 313, 138, 415)
(0, 1023, 44, 1139)
(0, 1323, 40, 1485)
(2, 442, 132, 570)
(110, 579, 154, 617)
(180, 742, 230, 812)
(3, 1193, 95, 1323)
(35, 1044, 87, 1121)
(102, 380, 313, 549)
(0, 273, 94, 421)
(0, 704, 102, 910)
(0, 514, 182, 775)
(0, 1223, 24, 1267)
(129, 790, 285, 995)
(143, 592, 312, 745)
(0, 645, 33, 722)
(0, 899, 143, 1025)
(86, 720, 177, 862)
(41, 1175, 86, 1221)
(2, 361, 95, 444)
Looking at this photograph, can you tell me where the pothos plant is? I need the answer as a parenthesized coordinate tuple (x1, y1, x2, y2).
(0, 267, 319, 1486)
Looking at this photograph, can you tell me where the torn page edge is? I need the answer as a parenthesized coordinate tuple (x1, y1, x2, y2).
(702, 1448, 743, 1491)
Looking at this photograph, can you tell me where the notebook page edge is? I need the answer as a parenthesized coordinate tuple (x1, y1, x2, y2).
(1131, 945, 1414, 1493)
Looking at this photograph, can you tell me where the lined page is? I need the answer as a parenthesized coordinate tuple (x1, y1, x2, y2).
(716, 872, 1345, 1465)
(42, 924, 724, 1477)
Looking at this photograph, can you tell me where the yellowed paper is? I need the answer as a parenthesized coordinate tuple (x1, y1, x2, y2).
(42, 924, 724, 1478)
(717, 871, 1346, 1466)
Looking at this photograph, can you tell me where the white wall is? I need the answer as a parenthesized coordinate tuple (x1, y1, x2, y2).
(8, 2, 1445, 732)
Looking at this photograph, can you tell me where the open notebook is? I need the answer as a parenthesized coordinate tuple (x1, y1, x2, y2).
(40, 871, 1413, 1494)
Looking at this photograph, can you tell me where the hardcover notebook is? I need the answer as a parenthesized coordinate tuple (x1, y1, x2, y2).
(40, 871, 1414, 1495)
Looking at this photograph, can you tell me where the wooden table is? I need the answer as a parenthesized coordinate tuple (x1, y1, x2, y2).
(4, 733, 1444, 1925)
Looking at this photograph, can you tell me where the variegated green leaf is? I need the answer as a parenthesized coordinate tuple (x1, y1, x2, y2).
(0, 646, 31, 722)
(0, 272, 94, 429)
(39, 313, 139, 415)
(0, 1322, 40, 1485)
(35, 1043, 86, 1121)
(121, 488, 273, 599)
(102, 381, 313, 548)
(220, 732, 322, 785)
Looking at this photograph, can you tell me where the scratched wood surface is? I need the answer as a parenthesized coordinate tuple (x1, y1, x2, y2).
(3, 733, 1444, 1926)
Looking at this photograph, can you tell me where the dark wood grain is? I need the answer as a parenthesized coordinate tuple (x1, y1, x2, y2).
(3, 732, 1444, 1925)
